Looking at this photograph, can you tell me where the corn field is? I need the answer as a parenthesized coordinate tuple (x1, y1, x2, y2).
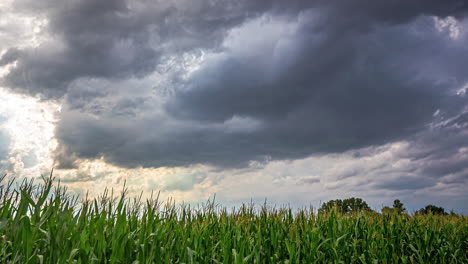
(0, 175, 466, 263)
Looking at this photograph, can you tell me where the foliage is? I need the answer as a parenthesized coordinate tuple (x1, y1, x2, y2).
(0, 175, 466, 263)
(318, 197, 372, 214)
(393, 199, 406, 214)
(382, 199, 407, 215)
(416, 204, 449, 215)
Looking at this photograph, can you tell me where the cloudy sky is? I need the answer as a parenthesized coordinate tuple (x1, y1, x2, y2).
(0, 0, 467, 213)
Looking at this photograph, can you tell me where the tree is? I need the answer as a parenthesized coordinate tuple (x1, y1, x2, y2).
(449, 210, 459, 217)
(319, 197, 372, 214)
(392, 199, 406, 214)
(382, 199, 407, 215)
(415, 205, 448, 215)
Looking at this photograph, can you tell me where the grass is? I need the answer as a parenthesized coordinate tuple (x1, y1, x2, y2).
(0, 174, 467, 263)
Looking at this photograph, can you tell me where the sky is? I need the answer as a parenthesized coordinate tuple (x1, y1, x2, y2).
(0, 0, 467, 213)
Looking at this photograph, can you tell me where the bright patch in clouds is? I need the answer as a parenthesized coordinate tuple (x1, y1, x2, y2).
(435, 16, 461, 39)
(0, 88, 59, 177)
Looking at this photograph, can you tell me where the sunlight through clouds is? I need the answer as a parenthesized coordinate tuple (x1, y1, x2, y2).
(0, 88, 59, 178)
(0, 88, 218, 204)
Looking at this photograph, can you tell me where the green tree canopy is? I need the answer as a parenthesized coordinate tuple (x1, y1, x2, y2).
(392, 199, 406, 214)
(319, 197, 372, 214)
(382, 199, 406, 215)
(416, 205, 448, 215)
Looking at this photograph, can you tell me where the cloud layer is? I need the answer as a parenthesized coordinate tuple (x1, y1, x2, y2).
(0, 0, 467, 211)
(31, 1, 467, 169)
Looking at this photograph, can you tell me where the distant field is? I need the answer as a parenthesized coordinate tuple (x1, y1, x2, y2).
(0, 176, 466, 263)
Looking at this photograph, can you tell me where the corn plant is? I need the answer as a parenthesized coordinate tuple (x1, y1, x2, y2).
(0, 175, 466, 263)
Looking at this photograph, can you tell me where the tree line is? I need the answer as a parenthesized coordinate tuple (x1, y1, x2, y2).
(319, 197, 454, 215)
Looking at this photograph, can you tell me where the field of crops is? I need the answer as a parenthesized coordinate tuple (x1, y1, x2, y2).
(0, 176, 467, 263)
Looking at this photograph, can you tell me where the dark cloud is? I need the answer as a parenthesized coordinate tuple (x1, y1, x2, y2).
(320, 0, 468, 32)
(408, 112, 468, 184)
(3, 0, 467, 97)
(1, 0, 467, 176)
(375, 176, 436, 191)
(63, 16, 467, 169)
(0, 0, 313, 98)
(163, 14, 468, 166)
(340, 110, 468, 191)
(0, 48, 20, 66)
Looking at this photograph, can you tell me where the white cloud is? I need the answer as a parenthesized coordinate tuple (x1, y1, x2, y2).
(0, 1, 49, 50)
(457, 82, 468, 96)
(434, 16, 461, 40)
(0, 88, 59, 178)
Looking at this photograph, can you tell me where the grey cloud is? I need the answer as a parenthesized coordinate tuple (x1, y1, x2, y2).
(0, 48, 20, 66)
(55, 107, 270, 168)
(0, 129, 10, 161)
(320, 0, 468, 32)
(58, 173, 107, 184)
(347, 110, 468, 191)
(164, 15, 468, 165)
(2, 0, 467, 174)
(375, 176, 437, 191)
(1, 0, 313, 98)
(21, 151, 37, 169)
(408, 112, 468, 184)
(110, 98, 149, 117)
(162, 171, 207, 191)
(296, 176, 320, 185)
(3, 0, 467, 98)
(0, 115, 10, 162)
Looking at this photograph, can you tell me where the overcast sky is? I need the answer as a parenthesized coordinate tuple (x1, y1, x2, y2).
(0, 0, 467, 213)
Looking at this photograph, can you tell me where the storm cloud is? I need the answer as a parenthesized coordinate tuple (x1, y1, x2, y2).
(1, 0, 314, 97)
(0, 0, 467, 177)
